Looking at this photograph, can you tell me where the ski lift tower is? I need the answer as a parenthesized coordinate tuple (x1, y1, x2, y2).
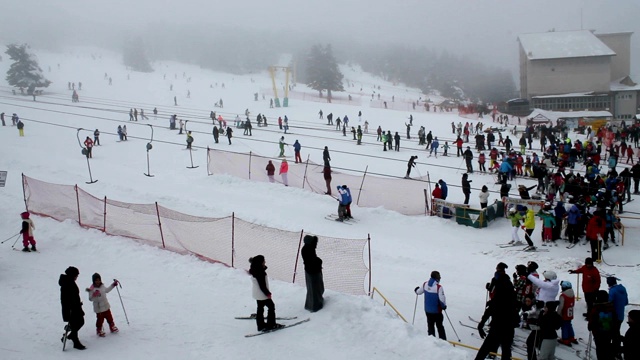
(269, 66, 291, 107)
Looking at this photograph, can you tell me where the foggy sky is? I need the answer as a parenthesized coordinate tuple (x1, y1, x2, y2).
(2, 0, 640, 80)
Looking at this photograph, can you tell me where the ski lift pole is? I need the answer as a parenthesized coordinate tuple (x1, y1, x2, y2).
(144, 124, 154, 177)
(76, 128, 97, 184)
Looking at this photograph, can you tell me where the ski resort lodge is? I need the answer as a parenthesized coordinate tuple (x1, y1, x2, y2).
(518, 30, 640, 121)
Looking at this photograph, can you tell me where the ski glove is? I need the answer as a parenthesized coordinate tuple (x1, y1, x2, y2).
(92, 290, 101, 297)
(112, 280, 119, 287)
(477, 323, 486, 339)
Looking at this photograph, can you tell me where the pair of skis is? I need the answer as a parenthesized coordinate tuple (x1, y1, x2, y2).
(236, 314, 310, 337)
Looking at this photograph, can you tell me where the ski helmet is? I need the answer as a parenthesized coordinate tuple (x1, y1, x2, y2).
(543, 270, 557, 280)
(560, 280, 572, 289)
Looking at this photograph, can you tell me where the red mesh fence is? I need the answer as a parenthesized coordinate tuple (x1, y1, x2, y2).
(22, 174, 369, 295)
(207, 149, 431, 216)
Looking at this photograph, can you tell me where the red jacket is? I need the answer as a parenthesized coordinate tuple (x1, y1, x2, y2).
(585, 215, 605, 241)
(432, 187, 442, 199)
(455, 138, 464, 148)
(558, 290, 575, 321)
(84, 138, 94, 148)
(573, 265, 601, 293)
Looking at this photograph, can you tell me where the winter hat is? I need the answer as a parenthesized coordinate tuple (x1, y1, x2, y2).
(560, 280, 572, 290)
(20, 211, 30, 219)
(496, 262, 508, 271)
(65, 266, 79, 277)
(585, 257, 594, 265)
(303, 235, 318, 245)
(249, 255, 265, 267)
(606, 276, 618, 286)
(92, 273, 102, 283)
(543, 270, 557, 280)
(430, 271, 441, 281)
(527, 261, 539, 272)
(515, 264, 527, 276)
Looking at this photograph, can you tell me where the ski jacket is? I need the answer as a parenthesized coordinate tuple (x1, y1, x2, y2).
(567, 205, 581, 225)
(293, 141, 301, 152)
(279, 161, 288, 175)
(84, 138, 94, 148)
(609, 284, 629, 321)
(527, 275, 560, 302)
(537, 212, 556, 229)
(432, 187, 442, 199)
(431, 139, 439, 149)
(558, 288, 575, 321)
(439, 182, 448, 199)
(462, 177, 471, 194)
(524, 209, 536, 229)
(478, 154, 486, 164)
(337, 187, 351, 205)
(586, 216, 605, 240)
(416, 277, 446, 314)
(508, 212, 522, 227)
(539, 310, 562, 340)
(478, 190, 489, 204)
(59, 274, 84, 322)
(499, 161, 512, 173)
(265, 162, 275, 176)
(250, 265, 271, 300)
(572, 265, 600, 293)
(87, 282, 115, 313)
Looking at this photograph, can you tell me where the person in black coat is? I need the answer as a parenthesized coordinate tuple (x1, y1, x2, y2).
(59, 266, 86, 350)
(462, 173, 472, 205)
(464, 146, 474, 173)
(301, 235, 324, 312)
(212, 126, 219, 143)
(623, 310, 640, 360)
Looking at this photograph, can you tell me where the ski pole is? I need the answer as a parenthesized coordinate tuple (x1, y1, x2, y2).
(114, 279, 130, 325)
(11, 234, 22, 249)
(411, 293, 418, 325)
(443, 310, 461, 342)
(1, 233, 20, 244)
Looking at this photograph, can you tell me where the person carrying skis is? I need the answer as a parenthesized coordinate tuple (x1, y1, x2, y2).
(248, 255, 284, 332)
(293, 140, 302, 163)
(414, 271, 447, 340)
(278, 136, 287, 157)
(59, 266, 86, 350)
(405, 155, 418, 178)
(266, 160, 275, 183)
(19, 211, 36, 252)
(84, 136, 94, 158)
(86, 273, 119, 337)
(301, 235, 324, 312)
(507, 207, 523, 245)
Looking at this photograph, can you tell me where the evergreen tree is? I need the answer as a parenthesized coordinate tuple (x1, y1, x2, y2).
(5, 44, 51, 91)
(123, 38, 153, 73)
(305, 44, 344, 100)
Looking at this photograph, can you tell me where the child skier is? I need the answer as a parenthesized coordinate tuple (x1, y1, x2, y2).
(86, 273, 119, 337)
(507, 207, 523, 245)
(19, 211, 36, 252)
(557, 281, 577, 346)
(537, 207, 557, 246)
(249, 255, 284, 332)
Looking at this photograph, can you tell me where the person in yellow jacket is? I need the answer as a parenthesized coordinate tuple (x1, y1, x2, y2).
(521, 206, 536, 251)
(508, 207, 523, 245)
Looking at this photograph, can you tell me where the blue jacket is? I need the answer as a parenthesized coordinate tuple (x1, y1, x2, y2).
(293, 141, 301, 152)
(416, 277, 446, 314)
(609, 284, 628, 321)
(500, 161, 512, 173)
(440, 182, 448, 199)
(554, 202, 566, 219)
(567, 205, 581, 225)
(337, 186, 351, 205)
(431, 140, 439, 149)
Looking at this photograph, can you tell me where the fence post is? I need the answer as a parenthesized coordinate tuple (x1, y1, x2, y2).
(206, 147, 211, 176)
(74, 184, 82, 226)
(155, 202, 166, 248)
(292, 230, 304, 284)
(248, 152, 252, 180)
(21, 173, 29, 212)
(367, 234, 372, 296)
(301, 155, 310, 190)
(231, 212, 235, 268)
(426, 172, 433, 215)
(356, 166, 368, 205)
(103, 196, 107, 232)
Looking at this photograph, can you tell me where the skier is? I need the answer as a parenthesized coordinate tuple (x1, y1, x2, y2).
(265, 161, 275, 183)
(186, 131, 194, 149)
(248, 255, 284, 332)
(293, 140, 302, 163)
(59, 266, 86, 350)
(414, 271, 447, 340)
(507, 207, 523, 245)
(336, 185, 351, 221)
(93, 129, 100, 146)
(462, 173, 472, 205)
(301, 235, 324, 312)
(588, 290, 615, 359)
(179, 119, 184, 134)
(429, 137, 439, 157)
(86, 274, 119, 337)
(405, 156, 418, 178)
(607, 277, 629, 357)
(84, 136, 94, 158)
(521, 206, 536, 250)
(557, 281, 577, 346)
(279, 159, 289, 186)
(19, 211, 36, 252)
(278, 137, 287, 157)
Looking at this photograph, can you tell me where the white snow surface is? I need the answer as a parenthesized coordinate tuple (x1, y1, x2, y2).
(0, 47, 638, 360)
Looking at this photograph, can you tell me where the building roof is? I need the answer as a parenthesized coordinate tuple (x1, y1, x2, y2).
(610, 76, 640, 92)
(519, 30, 615, 60)
(528, 108, 612, 122)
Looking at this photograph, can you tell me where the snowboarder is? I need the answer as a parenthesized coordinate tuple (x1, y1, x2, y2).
(414, 271, 447, 340)
(248, 255, 284, 331)
(279, 159, 289, 186)
(59, 266, 86, 350)
(301, 235, 324, 312)
(266, 161, 275, 183)
(84, 136, 94, 158)
(405, 156, 418, 178)
(86, 274, 119, 337)
(19, 211, 36, 252)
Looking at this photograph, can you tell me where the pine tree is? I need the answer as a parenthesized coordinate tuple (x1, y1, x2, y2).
(123, 38, 153, 73)
(5, 44, 51, 91)
(305, 44, 344, 101)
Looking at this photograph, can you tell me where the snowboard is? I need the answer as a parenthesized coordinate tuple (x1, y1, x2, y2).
(244, 318, 310, 337)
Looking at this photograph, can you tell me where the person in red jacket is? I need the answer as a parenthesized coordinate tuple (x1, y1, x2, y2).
(455, 137, 464, 157)
(557, 280, 577, 346)
(432, 183, 443, 200)
(585, 211, 606, 263)
(569, 257, 601, 318)
(84, 136, 94, 158)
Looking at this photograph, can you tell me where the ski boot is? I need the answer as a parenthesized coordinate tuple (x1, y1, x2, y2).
(110, 325, 119, 333)
(22, 247, 30, 252)
(97, 327, 106, 337)
(31, 245, 36, 251)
